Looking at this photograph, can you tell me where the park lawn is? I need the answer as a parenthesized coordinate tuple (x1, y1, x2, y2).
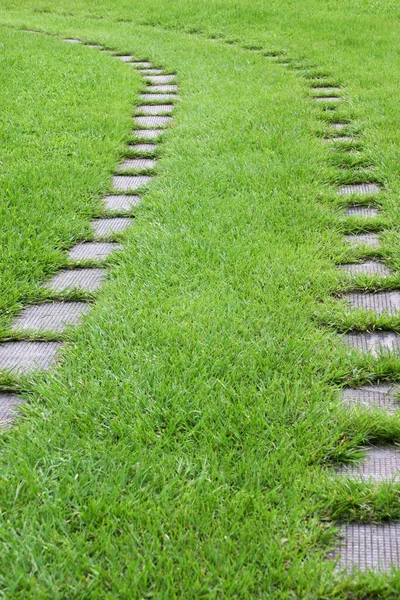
(0, 2, 399, 598)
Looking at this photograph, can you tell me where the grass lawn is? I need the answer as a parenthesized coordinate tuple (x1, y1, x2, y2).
(0, 1, 400, 597)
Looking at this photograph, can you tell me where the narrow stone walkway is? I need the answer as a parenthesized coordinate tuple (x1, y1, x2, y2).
(0, 36, 178, 428)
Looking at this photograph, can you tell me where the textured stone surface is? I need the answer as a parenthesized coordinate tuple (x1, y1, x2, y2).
(135, 115, 172, 127)
(45, 268, 105, 292)
(337, 261, 392, 277)
(145, 74, 176, 84)
(313, 87, 341, 93)
(0, 342, 61, 373)
(129, 144, 157, 153)
(135, 129, 165, 140)
(0, 393, 24, 427)
(342, 385, 400, 412)
(131, 61, 152, 68)
(345, 233, 380, 248)
(12, 302, 90, 333)
(117, 158, 156, 171)
(344, 206, 379, 218)
(338, 446, 400, 482)
(112, 175, 152, 191)
(137, 104, 174, 115)
(138, 69, 164, 75)
(330, 122, 348, 130)
(102, 195, 140, 211)
(91, 218, 132, 237)
(337, 183, 380, 195)
(139, 94, 177, 101)
(64, 38, 81, 43)
(331, 523, 400, 572)
(342, 332, 400, 357)
(115, 55, 133, 62)
(69, 242, 121, 261)
(313, 96, 342, 102)
(145, 85, 179, 92)
(345, 291, 400, 316)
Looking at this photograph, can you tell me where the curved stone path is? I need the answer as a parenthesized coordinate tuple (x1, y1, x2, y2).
(0, 36, 178, 425)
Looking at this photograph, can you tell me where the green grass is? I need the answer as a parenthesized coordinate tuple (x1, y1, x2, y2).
(0, 1, 400, 597)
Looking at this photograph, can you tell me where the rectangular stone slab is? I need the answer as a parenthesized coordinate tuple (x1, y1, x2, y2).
(45, 268, 105, 292)
(331, 523, 400, 572)
(345, 233, 380, 248)
(11, 302, 90, 333)
(116, 55, 133, 62)
(137, 104, 174, 115)
(91, 218, 133, 237)
(337, 261, 392, 276)
(145, 85, 179, 92)
(102, 195, 140, 211)
(69, 242, 121, 261)
(131, 62, 152, 68)
(117, 158, 156, 171)
(138, 69, 164, 75)
(0, 341, 62, 373)
(134, 129, 164, 140)
(342, 331, 400, 357)
(134, 116, 172, 127)
(330, 122, 348, 130)
(344, 291, 400, 315)
(313, 96, 342, 102)
(342, 385, 400, 412)
(112, 175, 152, 191)
(139, 94, 177, 101)
(344, 206, 379, 218)
(337, 183, 380, 195)
(145, 75, 176, 84)
(338, 446, 400, 482)
(0, 393, 24, 427)
(64, 38, 81, 43)
(312, 87, 341, 93)
(326, 136, 354, 143)
(128, 144, 157, 153)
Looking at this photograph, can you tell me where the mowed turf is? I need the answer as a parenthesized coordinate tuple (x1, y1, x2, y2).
(0, 3, 399, 599)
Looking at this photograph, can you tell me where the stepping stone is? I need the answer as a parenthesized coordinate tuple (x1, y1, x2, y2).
(91, 217, 132, 237)
(345, 233, 380, 248)
(102, 195, 140, 211)
(342, 331, 400, 357)
(344, 206, 379, 218)
(115, 55, 133, 62)
(330, 123, 348, 130)
(338, 446, 400, 482)
(331, 522, 400, 572)
(145, 75, 176, 84)
(137, 104, 174, 115)
(313, 87, 341, 93)
(344, 291, 400, 316)
(337, 261, 392, 277)
(0, 393, 24, 427)
(342, 385, 400, 412)
(135, 116, 172, 127)
(69, 242, 121, 261)
(0, 341, 61, 373)
(117, 158, 156, 171)
(138, 69, 164, 75)
(85, 44, 102, 49)
(112, 175, 152, 191)
(139, 94, 177, 101)
(326, 136, 354, 143)
(131, 62, 152, 68)
(64, 39, 81, 43)
(45, 268, 105, 292)
(129, 144, 157, 153)
(313, 96, 342, 102)
(11, 302, 90, 333)
(135, 129, 165, 140)
(146, 85, 179, 92)
(337, 183, 380, 195)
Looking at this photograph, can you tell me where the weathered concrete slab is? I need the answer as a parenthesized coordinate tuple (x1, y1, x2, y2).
(337, 261, 392, 277)
(129, 144, 157, 153)
(145, 85, 179, 92)
(345, 233, 380, 248)
(342, 385, 400, 412)
(116, 55, 133, 62)
(145, 75, 176, 84)
(0, 342, 62, 373)
(0, 393, 24, 427)
(139, 94, 177, 101)
(91, 218, 132, 237)
(69, 242, 121, 261)
(112, 175, 152, 191)
(337, 183, 380, 196)
(344, 206, 379, 218)
(342, 332, 400, 357)
(11, 302, 90, 333)
(344, 291, 400, 316)
(338, 446, 400, 482)
(45, 268, 105, 292)
(134, 129, 165, 140)
(135, 116, 172, 127)
(137, 104, 174, 115)
(117, 158, 156, 171)
(102, 195, 140, 211)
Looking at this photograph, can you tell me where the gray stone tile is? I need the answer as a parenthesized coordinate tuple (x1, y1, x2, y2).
(45, 268, 105, 292)
(139, 94, 177, 101)
(134, 129, 165, 140)
(102, 195, 140, 211)
(326, 136, 354, 143)
(342, 331, 400, 357)
(337, 261, 392, 277)
(112, 175, 152, 191)
(0, 393, 24, 427)
(313, 96, 343, 102)
(91, 217, 132, 237)
(313, 87, 341, 93)
(145, 74, 176, 84)
(115, 55, 133, 62)
(344, 206, 379, 218)
(344, 291, 400, 316)
(64, 38, 81, 43)
(128, 144, 157, 153)
(344, 233, 380, 248)
(330, 122, 348, 130)
(134, 115, 172, 127)
(137, 104, 174, 115)
(145, 85, 179, 92)
(117, 158, 156, 171)
(342, 385, 400, 412)
(337, 183, 380, 195)
(68, 242, 121, 261)
(11, 302, 90, 333)
(338, 446, 400, 482)
(0, 342, 62, 373)
(138, 69, 164, 75)
(131, 61, 152, 68)
(331, 522, 400, 572)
